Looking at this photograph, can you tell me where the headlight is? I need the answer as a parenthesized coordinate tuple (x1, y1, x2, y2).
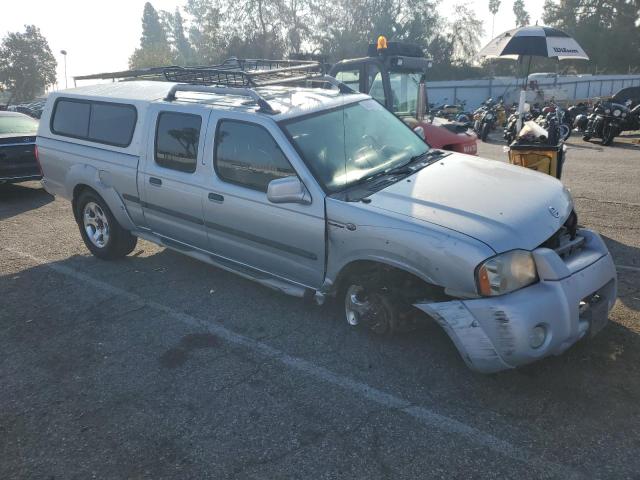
(476, 250, 538, 296)
(613, 109, 621, 117)
(485, 113, 494, 120)
(605, 108, 611, 114)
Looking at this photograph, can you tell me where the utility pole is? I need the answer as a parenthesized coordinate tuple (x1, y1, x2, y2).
(60, 50, 68, 89)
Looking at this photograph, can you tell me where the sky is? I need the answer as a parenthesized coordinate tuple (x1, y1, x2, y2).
(0, 0, 546, 88)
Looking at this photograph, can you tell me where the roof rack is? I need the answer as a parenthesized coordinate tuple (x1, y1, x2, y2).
(74, 57, 355, 115)
(164, 85, 280, 114)
(163, 75, 353, 115)
(163, 58, 325, 87)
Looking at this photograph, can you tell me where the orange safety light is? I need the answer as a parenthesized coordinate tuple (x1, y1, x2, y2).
(377, 35, 388, 51)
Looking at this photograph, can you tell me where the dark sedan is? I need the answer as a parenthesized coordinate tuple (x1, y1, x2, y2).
(0, 111, 41, 184)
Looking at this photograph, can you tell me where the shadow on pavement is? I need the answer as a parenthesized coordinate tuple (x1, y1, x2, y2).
(602, 234, 640, 312)
(2, 249, 640, 477)
(0, 182, 54, 221)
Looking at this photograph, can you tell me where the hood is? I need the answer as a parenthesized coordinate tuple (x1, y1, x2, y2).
(420, 121, 475, 149)
(367, 152, 572, 253)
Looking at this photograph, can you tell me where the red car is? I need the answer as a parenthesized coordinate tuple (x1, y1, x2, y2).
(329, 39, 478, 155)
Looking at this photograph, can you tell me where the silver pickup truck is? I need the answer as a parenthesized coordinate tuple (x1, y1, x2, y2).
(37, 79, 617, 373)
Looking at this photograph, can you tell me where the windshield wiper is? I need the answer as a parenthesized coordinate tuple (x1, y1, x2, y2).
(383, 150, 433, 175)
(348, 150, 443, 190)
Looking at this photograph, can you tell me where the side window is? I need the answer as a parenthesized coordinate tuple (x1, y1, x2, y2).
(335, 69, 361, 91)
(52, 100, 91, 138)
(88, 103, 137, 146)
(155, 112, 201, 173)
(214, 120, 295, 192)
(51, 98, 136, 147)
(367, 64, 386, 105)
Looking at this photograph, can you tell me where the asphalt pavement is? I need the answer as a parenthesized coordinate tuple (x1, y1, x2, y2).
(1, 132, 639, 479)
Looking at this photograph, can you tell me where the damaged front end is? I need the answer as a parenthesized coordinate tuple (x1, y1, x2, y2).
(414, 229, 617, 374)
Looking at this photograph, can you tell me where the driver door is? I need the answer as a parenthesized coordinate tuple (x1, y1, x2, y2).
(201, 114, 326, 289)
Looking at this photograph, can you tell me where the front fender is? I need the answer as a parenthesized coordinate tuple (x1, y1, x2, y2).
(324, 220, 493, 297)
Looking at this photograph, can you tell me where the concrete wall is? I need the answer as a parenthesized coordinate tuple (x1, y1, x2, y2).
(427, 74, 640, 109)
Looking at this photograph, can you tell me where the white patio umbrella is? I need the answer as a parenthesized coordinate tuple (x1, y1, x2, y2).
(479, 25, 590, 131)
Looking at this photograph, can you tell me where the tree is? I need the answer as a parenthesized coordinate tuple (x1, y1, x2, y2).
(513, 0, 530, 27)
(161, 8, 195, 65)
(129, 2, 173, 69)
(448, 3, 485, 65)
(184, 0, 225, 64)
(543, 0, 640, 74)
(489, 0, 501, 37)
(0, 25, 57, 102)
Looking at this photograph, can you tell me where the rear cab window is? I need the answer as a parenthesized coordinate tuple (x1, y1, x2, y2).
(214, 120, 295, 191)
(154, 112, 201, 173)
(50, 98, 137, 147)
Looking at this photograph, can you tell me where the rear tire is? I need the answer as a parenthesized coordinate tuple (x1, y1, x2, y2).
(76, 191, 137, 260)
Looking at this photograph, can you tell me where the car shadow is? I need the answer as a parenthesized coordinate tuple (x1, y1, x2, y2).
(601, 234, 640, 312)
(0, 182, 53, 221)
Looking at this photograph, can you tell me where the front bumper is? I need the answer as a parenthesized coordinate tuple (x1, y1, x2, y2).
(415, 229, 617, 373)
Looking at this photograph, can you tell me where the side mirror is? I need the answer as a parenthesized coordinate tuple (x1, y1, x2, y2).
(267, 176, 311, 205)
(413, 126, 425, 139)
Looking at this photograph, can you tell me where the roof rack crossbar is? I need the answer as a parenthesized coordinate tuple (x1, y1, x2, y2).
(164, 84, 280, 114)
(163, 59, 322, 88)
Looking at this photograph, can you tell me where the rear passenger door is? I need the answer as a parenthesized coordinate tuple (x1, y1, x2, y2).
(202, 115, 326, 289)
(138, 105, 210, 250)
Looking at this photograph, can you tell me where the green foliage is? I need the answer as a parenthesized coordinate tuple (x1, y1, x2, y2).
(129, 2, 173, 69)
(543, 0, 640, 74)
(488, 0, 501, 15)
(0, 25, 57, 102)
(513, 0, 530, 27)
(184, 0, 225, 65)
(448, 2, 485, 65)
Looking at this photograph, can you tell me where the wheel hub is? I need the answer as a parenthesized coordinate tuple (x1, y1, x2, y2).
(345, 285, 393, 335)
(83, 202, 110, 248)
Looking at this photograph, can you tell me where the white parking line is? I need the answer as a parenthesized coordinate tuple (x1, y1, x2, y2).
(5, 247, 583, 479)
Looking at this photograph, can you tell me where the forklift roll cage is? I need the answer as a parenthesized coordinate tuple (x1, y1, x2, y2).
(328, 44, 432, 117)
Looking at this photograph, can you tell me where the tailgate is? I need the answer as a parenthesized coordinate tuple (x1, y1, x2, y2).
(0, 136, 40, 179)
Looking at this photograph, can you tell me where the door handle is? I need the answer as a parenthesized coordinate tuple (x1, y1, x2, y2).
(149, 177, 162, 186)
(208, 192, 224, 202)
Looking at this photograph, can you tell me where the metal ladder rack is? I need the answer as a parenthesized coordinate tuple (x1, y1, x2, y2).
(163, 58, 323, 88)
(162, 58, 355, 114)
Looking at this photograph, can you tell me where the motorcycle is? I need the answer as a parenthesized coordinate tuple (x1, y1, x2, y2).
(503, 103, 539, 144)
(430, 99, 469, 121)
(567, 102, 590, 131)
(533, 102, 572, 141)
(620, 101, 640, 132)
(473, 98, 498, 142)
(583, 101, 629, 146)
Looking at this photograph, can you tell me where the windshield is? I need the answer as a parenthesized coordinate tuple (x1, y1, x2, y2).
(282, 99, 428, 193)
(0, 114, 38, 135)
(370, 72, 422, 116)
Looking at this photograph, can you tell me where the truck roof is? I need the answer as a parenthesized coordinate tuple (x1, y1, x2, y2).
(51, 81, 368, 120)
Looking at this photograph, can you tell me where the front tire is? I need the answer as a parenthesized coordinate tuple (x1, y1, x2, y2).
(76, 191, 137, 260)
(480, 122, 490, 142)
(601, 124, 616, 146)
(343, 281, 398, 336)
